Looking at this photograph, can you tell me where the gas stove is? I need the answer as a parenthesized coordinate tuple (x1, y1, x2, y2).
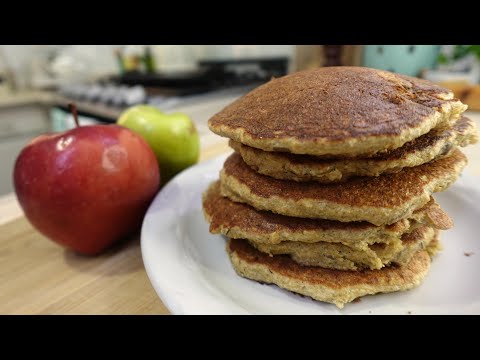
(55, 57, 289, 123)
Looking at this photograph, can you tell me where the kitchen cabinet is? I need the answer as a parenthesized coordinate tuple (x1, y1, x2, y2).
(0, 103, 50, 195)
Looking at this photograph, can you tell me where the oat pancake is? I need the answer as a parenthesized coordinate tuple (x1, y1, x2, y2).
(248, 226, 436, 271)
(203, 181, 452, 247)
(209, 66, 467, 157)
(227, 237, 439, 308)
(229, 116, 478, 182)
(220, 149, 467, 225)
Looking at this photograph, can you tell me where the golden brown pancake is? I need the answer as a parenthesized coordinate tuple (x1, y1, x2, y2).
(203, 181, 452, 247)
(227, 237, 439, 308)
(229, 116, 478, 182)
(209, 66, 466, 157)
(220, 149, 467, 225)
(248, 226, 436, 271)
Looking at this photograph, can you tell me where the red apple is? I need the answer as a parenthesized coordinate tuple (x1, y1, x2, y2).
(13, 104, 160, 255)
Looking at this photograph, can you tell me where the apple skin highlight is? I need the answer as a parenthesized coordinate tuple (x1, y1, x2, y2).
(13, 125, 160, 255)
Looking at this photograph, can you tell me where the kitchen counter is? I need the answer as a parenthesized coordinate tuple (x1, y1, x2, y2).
(0, 86, 251, 123)
(0, 113, 478, 314)
(0, 90, 124, 121)
(0, 90, 56, 109)
(0, 87, 244, 149)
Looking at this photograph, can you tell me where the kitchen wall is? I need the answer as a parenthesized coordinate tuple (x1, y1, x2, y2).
(0, 45, 295, 90)
(153, 45, 295, 72)
(0, 45, 120, 89)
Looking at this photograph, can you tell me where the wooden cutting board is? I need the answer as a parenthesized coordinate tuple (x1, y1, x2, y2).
(0, 217, 167, 314)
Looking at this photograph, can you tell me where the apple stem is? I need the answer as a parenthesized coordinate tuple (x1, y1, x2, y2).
(68, 103, 80, 128)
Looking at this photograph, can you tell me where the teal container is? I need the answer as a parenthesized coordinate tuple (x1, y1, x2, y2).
(362, 45, 440, 77)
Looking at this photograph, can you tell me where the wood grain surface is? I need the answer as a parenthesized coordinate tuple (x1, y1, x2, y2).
(0, 139, 230, 315)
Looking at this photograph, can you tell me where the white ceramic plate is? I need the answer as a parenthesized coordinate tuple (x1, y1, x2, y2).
(141, 153, 480, 314)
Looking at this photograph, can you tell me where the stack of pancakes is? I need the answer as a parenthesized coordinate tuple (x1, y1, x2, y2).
(202, 66, 478, 308)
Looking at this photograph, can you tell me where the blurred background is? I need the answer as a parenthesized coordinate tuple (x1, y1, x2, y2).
(1, 44, 479, 197)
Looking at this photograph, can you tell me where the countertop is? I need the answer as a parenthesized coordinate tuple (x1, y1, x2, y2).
(0, 90, 56, 109)
(0, 113, 478, 314)
(0, 90, 129, 121)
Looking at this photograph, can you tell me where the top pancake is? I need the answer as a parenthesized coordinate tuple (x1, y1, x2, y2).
(208, 66, 467, 157)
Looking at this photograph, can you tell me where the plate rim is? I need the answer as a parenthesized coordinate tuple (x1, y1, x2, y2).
(141, 153, 232, 315)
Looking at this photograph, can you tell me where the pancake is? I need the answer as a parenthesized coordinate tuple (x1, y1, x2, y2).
(248, 226, 437, 271)
(220, 149, 467, 225)
(209, 66, 467, 157)
(229, 116, 478, 183)
(203, 181, 452, 248)
(227, 237, 439, 308)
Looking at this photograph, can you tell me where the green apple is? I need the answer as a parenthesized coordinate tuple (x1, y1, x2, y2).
(117, 105, 200, 183)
